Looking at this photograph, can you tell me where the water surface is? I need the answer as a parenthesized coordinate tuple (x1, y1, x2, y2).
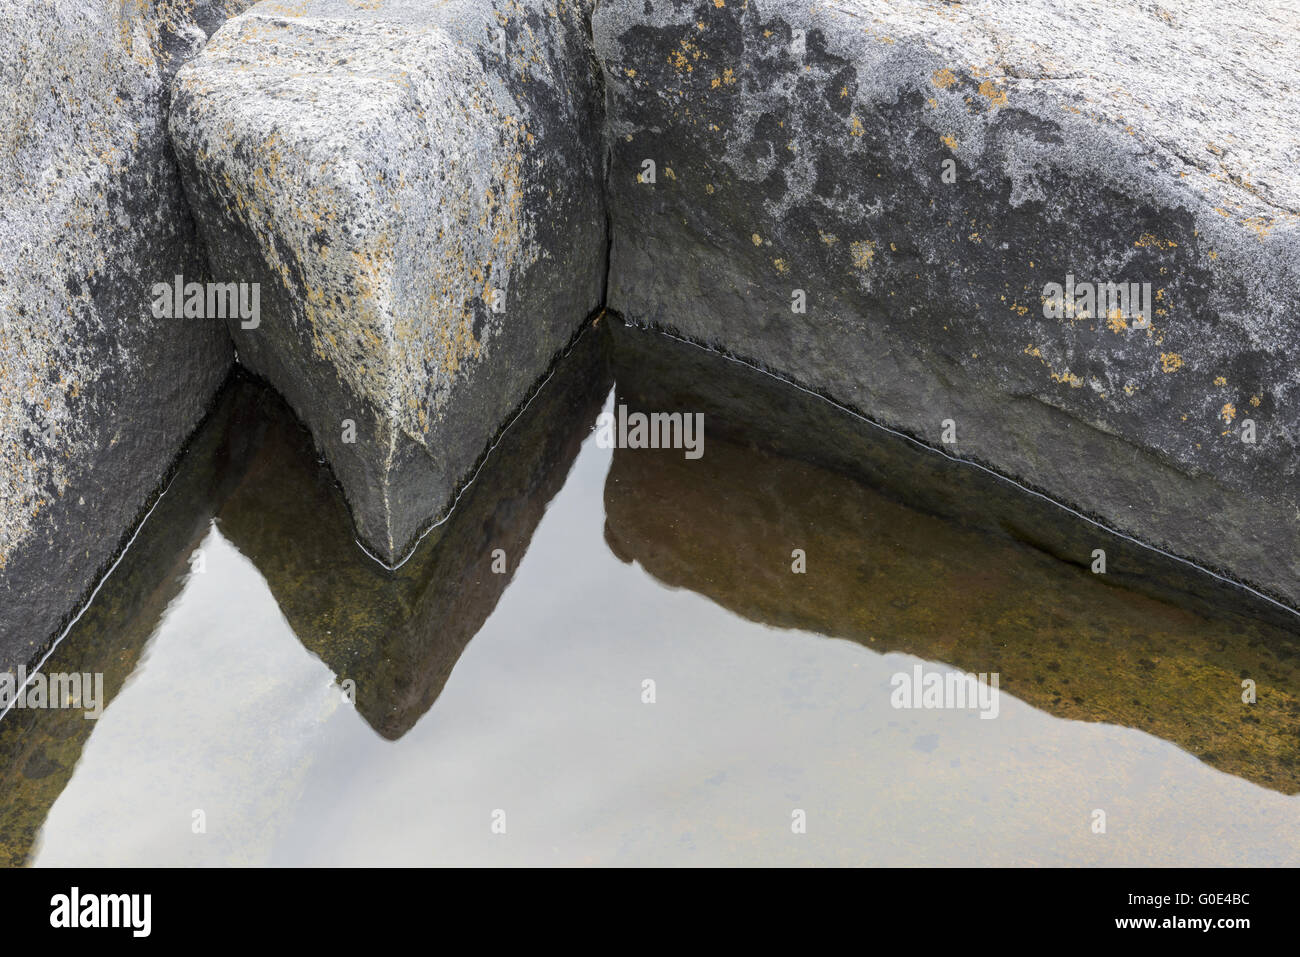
(2, 322, 1297, 866)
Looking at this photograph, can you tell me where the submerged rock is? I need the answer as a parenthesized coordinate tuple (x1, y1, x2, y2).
(603, 321, 1300, 795)
(0, 0, 251, 675)
(593, 0, 1300, 607)
(169, 0, 608, 565)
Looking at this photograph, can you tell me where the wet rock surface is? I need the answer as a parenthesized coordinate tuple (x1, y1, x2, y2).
(593, 0, 1300, 607)
(169, 0, 608, 565)
(0, 0, 251, 675)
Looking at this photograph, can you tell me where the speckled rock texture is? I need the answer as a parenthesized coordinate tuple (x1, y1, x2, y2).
(169, 0, 608, 565)
(0, 0, 250, 675)
(594, 0, 1300, 608)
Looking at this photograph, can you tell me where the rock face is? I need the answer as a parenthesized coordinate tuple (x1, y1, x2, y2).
(0, 0, 250, 675)
(593, 0, 1300, 607)
(169, 0, 608, 565)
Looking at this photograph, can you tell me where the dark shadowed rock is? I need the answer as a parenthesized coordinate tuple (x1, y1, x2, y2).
(169, 0, 608, 565)
(0, 0, 252, 676)
(593, 0, 1300, 608)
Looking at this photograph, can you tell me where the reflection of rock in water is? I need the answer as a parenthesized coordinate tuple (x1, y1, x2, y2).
(0, 378, 254, 866)
(216, 327, 611, 740)
(0, 327, 608, 861)
(603, 320, 1300, 795)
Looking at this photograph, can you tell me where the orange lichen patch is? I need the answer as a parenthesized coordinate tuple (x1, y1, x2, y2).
(849, 115, 864, 137)
(669, 39, 705, 72)
(1250, 395, 1261, 407)
(751, 233, 762, 246)
(1242, 216, 1272, 239)
(1214, 375, 1227, 386)
(664, 167, 676, 180)
(704, 183, 714, 194)
(1160, 353, 1183, 373)
(977, 79, 1007, 107)
(849, 240, 877, 270)
(1134, 233, 1179, 249)
(713, 0, 725, 6)
(1050, 369, 1084, 388)
(773, 258, 788, 274)
(931, 68, 957, 89)
(1221, 402, 1236, 424)
(819, 230, 839, 245)
(940, 134, 958, 149)
(625, 68, 636, 77)
(1106, 309, 1127, 333)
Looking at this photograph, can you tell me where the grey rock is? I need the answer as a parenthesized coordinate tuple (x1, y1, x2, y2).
(592, 0, 1300, 608)
(0, 0, 252, 674)
(169, 0, 608, 565)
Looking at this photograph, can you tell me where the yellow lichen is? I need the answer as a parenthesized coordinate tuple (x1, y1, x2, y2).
(977, 80, 1007, 107)
(931, 68, 957, 89)
(849, 240, 877, 270)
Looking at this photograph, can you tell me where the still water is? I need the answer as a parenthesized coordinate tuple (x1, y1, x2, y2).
(2, 321, 1297, 865)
